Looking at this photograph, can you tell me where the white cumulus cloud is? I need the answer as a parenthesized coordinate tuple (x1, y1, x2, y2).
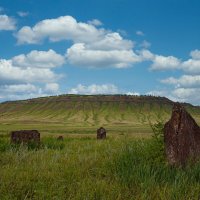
(0, 59, 58, 84)
(68, 84, 119, 94)
(151, 55, 181, 71)
(15, 15, 133, 50)
(181, 50, 200, 74)
(190, 49, 200, 60)
(12, 49, 65, 69)
(0, 15, 16, 30)
(15, 15, 143, 68)
(16, 15, 105, 44)
(88, 19, 103, 26)
(0, 84, 37, 94)
(126, 92, 140, 96)
(0, 48, 64, 101)
(86, 32, 133, 51)
(66, 43, 140, 68)
(44, 83, 59, 93)
(139, 49, 181, 70)
(171, 88, 200, 104)
(161, 75, 200, 88)
(140, 49, 200, 74)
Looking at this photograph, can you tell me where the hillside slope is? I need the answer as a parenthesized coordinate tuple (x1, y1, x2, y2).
(0, 95, 199, 135)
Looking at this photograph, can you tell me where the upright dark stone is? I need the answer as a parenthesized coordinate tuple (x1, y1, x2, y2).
(11, 130, 40, 144)
(164, 103, 200, 166)
(97, 127, 106, 139)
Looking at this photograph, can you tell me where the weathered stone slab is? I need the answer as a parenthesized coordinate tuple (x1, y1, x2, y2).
(97, 127, 106, 139)
(11, 130, 40, 144)
(164, 103, 200, 166)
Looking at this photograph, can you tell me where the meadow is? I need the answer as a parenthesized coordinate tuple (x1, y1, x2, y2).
(1, 133, 200, 199)
(1, 95, 200, 199)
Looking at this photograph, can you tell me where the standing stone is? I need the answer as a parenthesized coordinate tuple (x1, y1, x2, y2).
(11, 130, 40, 144)
(164, 103, 200, 166)
(97, 127, 106, 139)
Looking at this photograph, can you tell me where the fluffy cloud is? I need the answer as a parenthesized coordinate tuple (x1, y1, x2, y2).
(0, 84, 37, 94)
(44, 83, 59, 93)
(68, 84, 119, 94)
(190, 49, 200, 60)
(0, 83, 40, 101)
(16, 15, 133, 49)
(88, 19, 103, 26)
(16, 15, 138, 68)
(126, 92, 140, 96)
(0, 83, 59, 102)
(161, 75, 200, 88)
(0, 59, 59, 84)
(159, 74, 200, 105)
(0, 15, 16, 30)
(146, 90, 182, 103)
(66, 43, 140, 68)
(140, 49, 181, 70)
(86, 32, 133, 51)
(172, 88, 199, 99)
(12, 49, 65, 68)
(0, 48, 64, 101)
(151, 55, 181, 71)
(139, 49, 154, 60)
(171, 87, 200, 105)
(146, 88, 200, 104)
(0, 50, 64, 100)
(14, 15, 200, 72)
(181, 50, 200, 74)
(140, 49, 200, 73)
(158, 49, 200, 104)
(16, 16, 105, 44)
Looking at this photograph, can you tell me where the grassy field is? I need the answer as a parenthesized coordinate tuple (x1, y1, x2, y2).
(1, 135, 200, 199)
(1, 95, 200, 199)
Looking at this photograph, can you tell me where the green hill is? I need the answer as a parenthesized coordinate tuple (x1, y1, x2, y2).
(0, 95, 200, 136)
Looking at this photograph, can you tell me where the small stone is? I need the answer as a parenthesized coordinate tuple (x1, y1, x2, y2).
(97, 127, 106, 139)
(164, 103, 200, 166)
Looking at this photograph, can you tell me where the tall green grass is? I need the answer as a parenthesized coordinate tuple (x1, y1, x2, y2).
(1, 133, 200, 199)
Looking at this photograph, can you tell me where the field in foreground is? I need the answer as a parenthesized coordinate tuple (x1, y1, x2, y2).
(1, 134, 200, 200)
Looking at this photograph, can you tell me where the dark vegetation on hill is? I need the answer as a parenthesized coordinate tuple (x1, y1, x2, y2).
(0, 94, 190, 105)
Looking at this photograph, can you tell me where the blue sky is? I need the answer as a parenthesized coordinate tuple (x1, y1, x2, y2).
(0, 0, 200, 104)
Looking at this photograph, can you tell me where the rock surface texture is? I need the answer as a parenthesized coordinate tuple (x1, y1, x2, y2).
(164, 103, 200, 166)
(11, 130, 40, 144)
(97, 127, 106, 139)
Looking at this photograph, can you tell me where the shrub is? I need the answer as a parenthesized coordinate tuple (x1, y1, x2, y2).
(149, 120, 165, 164)
(150, 120, 164, 142)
